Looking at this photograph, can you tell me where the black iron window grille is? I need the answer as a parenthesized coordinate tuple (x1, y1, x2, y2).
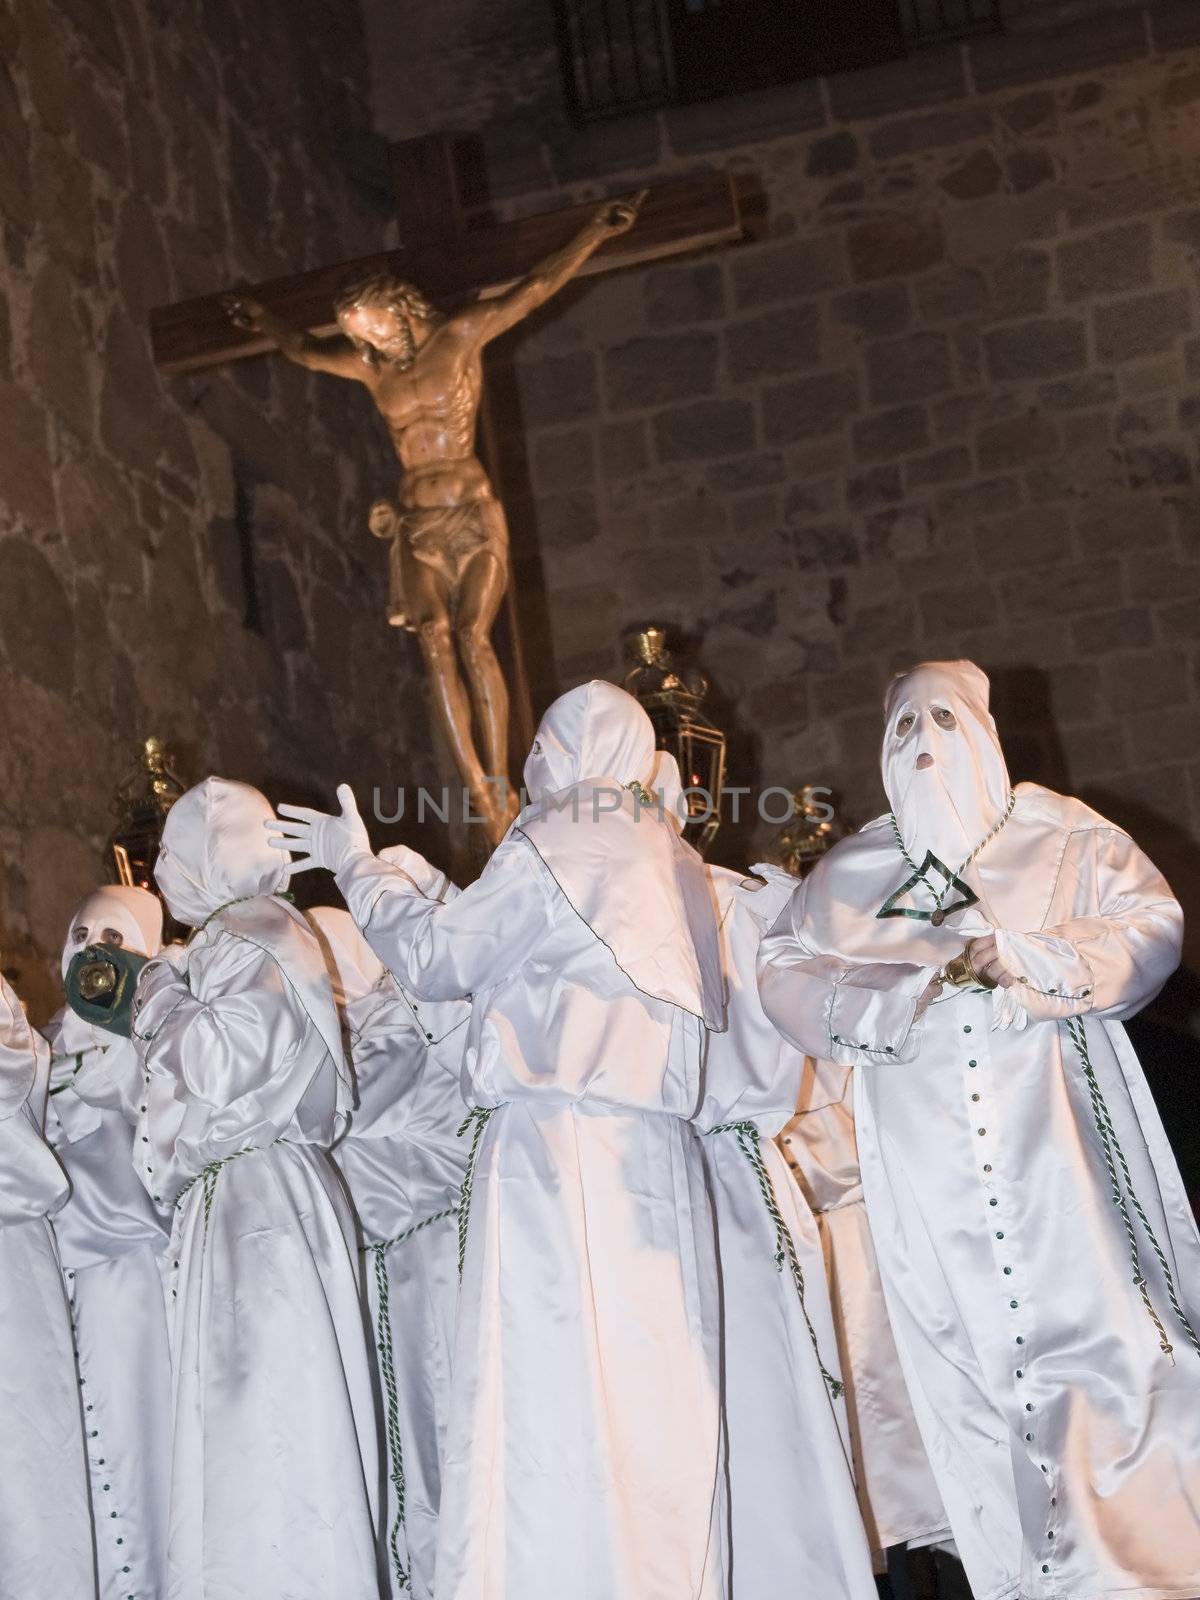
(900, 0, 1001, 45)
(554, 0, 675, 119)
(555, 0, 1003, 120)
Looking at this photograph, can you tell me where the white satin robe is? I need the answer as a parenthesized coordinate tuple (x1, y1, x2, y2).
(43, 1014, 172, 1600)
(697, 865, 876, 1599)
(133, 925, 382, 1600)
(760, 785, 1200, 1600)
(335, 976, 469, 1600)
(0, 982, 95, 1600)
(779, 1059, 949, 1557)
(339, 840, 727, 1600)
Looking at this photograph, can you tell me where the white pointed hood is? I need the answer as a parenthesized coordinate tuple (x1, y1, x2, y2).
(882, 660, 1012, 870)
(788, 660, 1019, 967)
(60, 886, 163, 979)
(154, 777, 288, 928)
(517, 682, 724, 1028)
(57, 884, 165, 1061)
(522, 679, 658, 803)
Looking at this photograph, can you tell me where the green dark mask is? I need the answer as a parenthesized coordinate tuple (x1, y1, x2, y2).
(64, 944, 149, 1038)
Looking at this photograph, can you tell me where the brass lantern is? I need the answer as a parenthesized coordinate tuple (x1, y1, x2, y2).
(108, 737, 187, 893)
(623, 626, 726, 855)
(767, 784, 843, 879)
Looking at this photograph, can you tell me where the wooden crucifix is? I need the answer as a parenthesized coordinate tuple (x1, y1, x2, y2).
(150, 136, 743, 845)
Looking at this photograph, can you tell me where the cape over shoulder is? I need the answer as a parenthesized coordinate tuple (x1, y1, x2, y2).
(181, 920, 289, 991)
(513, 788, 725, 1028)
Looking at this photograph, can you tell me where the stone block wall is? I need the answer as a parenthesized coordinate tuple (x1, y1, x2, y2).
(371, 2, 1200, 937)
(0, 0, 436, 1012)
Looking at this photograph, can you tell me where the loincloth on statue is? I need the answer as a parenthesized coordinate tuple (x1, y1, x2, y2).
(372, 497, 507, 630)
(402, 500, 507, 591)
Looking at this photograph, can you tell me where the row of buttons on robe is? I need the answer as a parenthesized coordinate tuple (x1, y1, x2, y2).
(964, 1013, 1058, 1584)
(49, 1068, 142, 1596)
(408, 996, 437, 1043)
(140, 1065, 163, 1206)
(66, 1271, 139, 1598)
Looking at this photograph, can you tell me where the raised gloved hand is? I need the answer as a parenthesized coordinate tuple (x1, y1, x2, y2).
(267, 783, 372, 875)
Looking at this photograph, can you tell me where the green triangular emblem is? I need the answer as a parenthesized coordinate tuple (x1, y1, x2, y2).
(876, 852, 979, 922)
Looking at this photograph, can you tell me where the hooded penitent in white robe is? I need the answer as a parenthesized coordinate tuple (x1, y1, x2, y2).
(43, 885, 172, 1600)
(0, 972, 95, 1600)
(778, 1058, 950, 1558)
(697, 856, 877, 1599)
(330, 682, 728, 1600)
(309, 902, 469, 1600)
(759, 660, 1200, 1600)
(132, 778, 382, 1600)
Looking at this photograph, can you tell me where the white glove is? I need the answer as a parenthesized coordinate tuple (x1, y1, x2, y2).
(154, 940, 190, 972)
(268, 783, 372, 875)
(990, 985, 1030, 1031)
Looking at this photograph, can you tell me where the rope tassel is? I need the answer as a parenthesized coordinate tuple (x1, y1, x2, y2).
(708, 1120, 843, 1400)
(1065, 1016, 1200, 1364)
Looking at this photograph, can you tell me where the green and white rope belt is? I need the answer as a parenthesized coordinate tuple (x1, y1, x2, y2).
(456, 1105, 502, 1281)
(172, 1139, 287, 1241)
(707, 1119, 843, 1400)
(1065, 1016, 1200, 1364)
(366, 1206, 460, 1594)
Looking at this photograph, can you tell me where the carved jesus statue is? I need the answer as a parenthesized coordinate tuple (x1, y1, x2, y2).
(225, 194, 642, 842)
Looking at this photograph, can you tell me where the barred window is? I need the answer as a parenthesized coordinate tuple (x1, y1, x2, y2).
(901, 0, 1002, 44)
(555, 0, 1002, 120)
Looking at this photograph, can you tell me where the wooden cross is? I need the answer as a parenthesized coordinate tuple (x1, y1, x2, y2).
(149, 135, 744, 773)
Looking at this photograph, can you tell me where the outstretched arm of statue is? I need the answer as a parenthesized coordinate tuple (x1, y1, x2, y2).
(222, 292, 365, 380)
(459, 191, 646, 346)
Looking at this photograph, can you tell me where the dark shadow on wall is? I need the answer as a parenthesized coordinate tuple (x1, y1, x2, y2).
(1125, 976, 1200, 1219)
(986, 664, 1071, 798)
